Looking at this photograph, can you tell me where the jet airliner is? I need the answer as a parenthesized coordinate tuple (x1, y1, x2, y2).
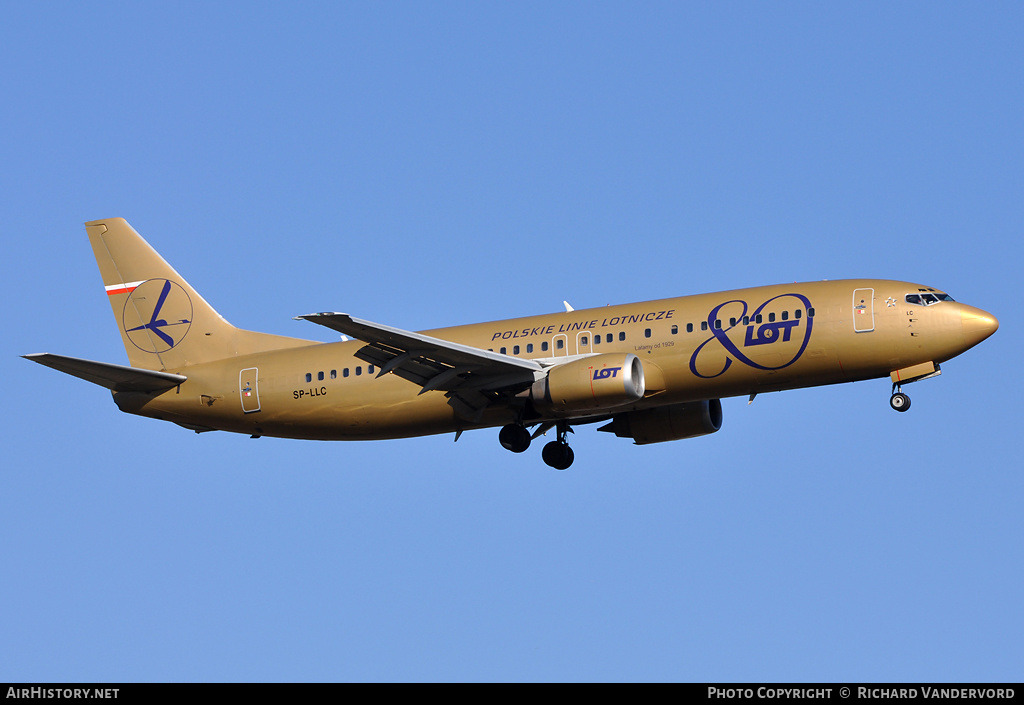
(24, 218, 999, 469)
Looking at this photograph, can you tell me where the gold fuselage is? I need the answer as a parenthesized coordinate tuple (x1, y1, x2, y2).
(113, 279, 994, 440)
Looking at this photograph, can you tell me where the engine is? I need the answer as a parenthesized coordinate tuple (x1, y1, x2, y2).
(531, 353, 646, 412)
(598, 399, 723, 445)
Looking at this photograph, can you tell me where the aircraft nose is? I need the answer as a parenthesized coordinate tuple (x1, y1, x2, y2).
(961, 305, 999, 350)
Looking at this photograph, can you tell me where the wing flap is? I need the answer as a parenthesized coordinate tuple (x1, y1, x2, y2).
(22, 353, 187, 393)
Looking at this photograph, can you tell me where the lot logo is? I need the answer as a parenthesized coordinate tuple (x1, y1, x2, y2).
(593, 366, 622, 380)
(689, 293, 813, 379)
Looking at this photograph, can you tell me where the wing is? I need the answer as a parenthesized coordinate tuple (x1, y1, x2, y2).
(296, 312, 545, 420)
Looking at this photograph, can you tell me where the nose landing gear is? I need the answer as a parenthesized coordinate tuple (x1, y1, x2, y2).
(890, 383, 911, 412)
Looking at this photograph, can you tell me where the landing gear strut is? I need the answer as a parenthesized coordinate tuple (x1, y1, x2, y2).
(890, 383, 911, 412)
(541, 421, 574, 470)
(499, 423, 531, 453)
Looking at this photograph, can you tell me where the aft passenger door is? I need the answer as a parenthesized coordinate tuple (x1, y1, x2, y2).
(240, 367, 261, 413)
(853, 288, 875, 333)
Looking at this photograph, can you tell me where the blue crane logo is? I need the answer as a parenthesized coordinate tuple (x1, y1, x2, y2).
(122, 279, 193, 353)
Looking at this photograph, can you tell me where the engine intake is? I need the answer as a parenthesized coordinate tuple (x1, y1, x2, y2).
(599, 399, 723, 444)
(531, 353, 645, 412)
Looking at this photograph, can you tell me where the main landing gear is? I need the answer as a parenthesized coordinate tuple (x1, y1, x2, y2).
(541, 422, 575, 470)
(499, 421, 575, 469)
(890, 383, 911, 412)
(498, 423, 531, 453)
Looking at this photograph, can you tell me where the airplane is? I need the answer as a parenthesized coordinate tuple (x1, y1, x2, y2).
(24, 218, 999, 470)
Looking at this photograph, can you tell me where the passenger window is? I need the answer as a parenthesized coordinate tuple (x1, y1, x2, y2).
(729, 317, 736, 327)
(527, 343, 534, 353)
(644, 329, 651, 338)
(671, 325, 678, 335)
(686, 323, 693, 333)
(542, 341, 549, 352)
(618, 332, 626, 341)
(356, 367, 362, 376)
(795, 309, 802, 319)
(500, 347, 507, 355)
(318, 371, 324, 381)
(593, 336, 601, 345)
(343, 368, 349, 378)
(330, 370, 336, 379)
(808, 308, 815, 318)
(607, 334, 613, 343)
(755, 314, 763, 324)
(580, 336, 588, 346)
(305, 373, 312, 383)
(556, 339, 564, 349)
(782, 311, 789, 321)
(701, 321, 708, 331)
(368, 365, 375, 374)
(513, 345, 520, 355)
(714, 320, 722, 329)
(768, 312, 776, 323)
(742, 316, 750, 325)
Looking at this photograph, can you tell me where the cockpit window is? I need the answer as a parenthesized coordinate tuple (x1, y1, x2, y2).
(906, 292, 955, 306)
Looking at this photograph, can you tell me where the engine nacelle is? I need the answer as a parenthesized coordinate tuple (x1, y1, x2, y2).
(599, 399, 723, 445)
(531, 353, 646, 412)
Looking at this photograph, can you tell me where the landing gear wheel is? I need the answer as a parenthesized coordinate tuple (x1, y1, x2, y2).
(890, 392, 911, 412)
(499, 424, 531, 453)
(542, 441, 574, 470)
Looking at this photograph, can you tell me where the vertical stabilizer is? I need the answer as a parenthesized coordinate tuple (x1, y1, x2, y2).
(86, 218, 310, 371)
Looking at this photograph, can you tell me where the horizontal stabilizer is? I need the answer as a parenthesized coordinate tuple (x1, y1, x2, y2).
(22, 353, 187, 393)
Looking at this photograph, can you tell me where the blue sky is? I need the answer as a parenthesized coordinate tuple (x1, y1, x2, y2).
(2, 2, 1021, 682)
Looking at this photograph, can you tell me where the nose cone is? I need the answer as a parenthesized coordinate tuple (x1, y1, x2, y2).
(961, 305, 999, 350)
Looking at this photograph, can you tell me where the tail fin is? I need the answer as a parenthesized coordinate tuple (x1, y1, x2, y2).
(87, 218, 311, 371)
